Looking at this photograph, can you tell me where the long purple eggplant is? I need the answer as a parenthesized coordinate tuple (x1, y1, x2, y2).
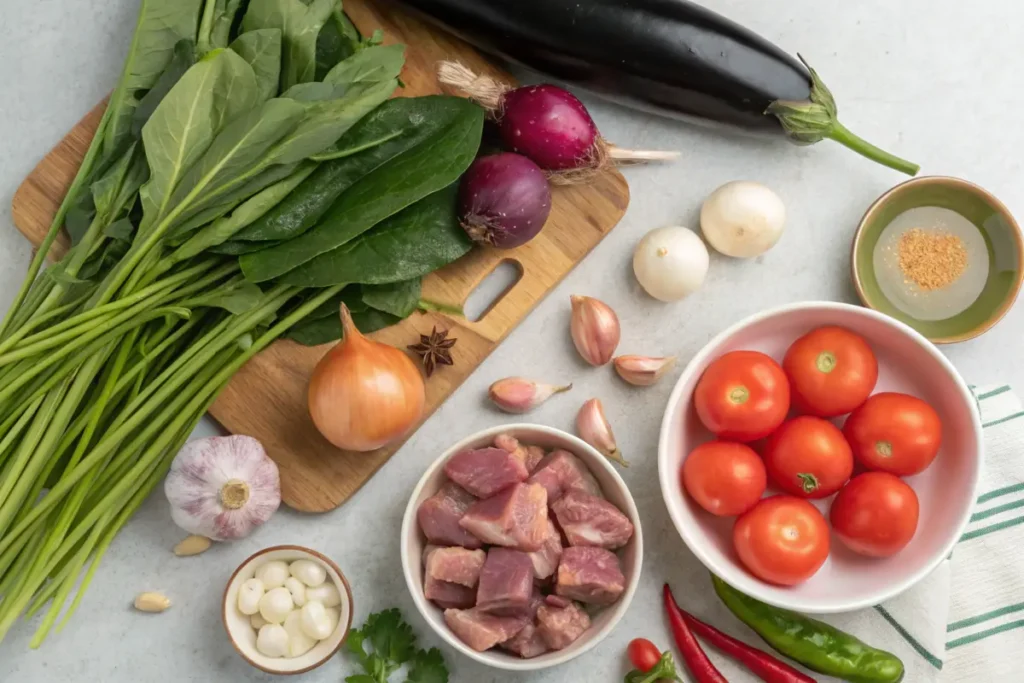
(395, 0, 918, 175)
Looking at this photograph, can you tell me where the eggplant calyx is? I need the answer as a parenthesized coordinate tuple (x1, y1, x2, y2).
(766, 55, 919, 176)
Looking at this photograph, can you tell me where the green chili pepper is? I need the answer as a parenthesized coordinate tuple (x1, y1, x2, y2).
(712, 575, 905, 683)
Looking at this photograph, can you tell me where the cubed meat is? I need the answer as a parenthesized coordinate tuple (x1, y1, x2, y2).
(417, 482, 482, 549)
(556, 546, 626, 606)
(528, 450, 602, 503)
(526, 520, 563, 580)
(426, 547, 486, 588)
(422, 544, 441, 565)
(476, 548, 534, 616)
(459, 483, 549, 551)
(444, 608, 530, 652)
(524, 446, 546, 472)
(500, 622, 549, 659)
(537, 601, 591, 650)
(425, 576, 476, 609)
(493, 434, 547, 472)
(551, 489, 634, 549)
(444, 447, 529, 497)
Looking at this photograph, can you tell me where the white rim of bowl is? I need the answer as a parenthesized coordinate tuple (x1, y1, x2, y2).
(657, 301, 984, 613)
(400, 423, 644, 670)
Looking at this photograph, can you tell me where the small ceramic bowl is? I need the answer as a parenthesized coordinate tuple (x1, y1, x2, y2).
(852, 175, 1023, 343)
(659, 302, 982, 613)
(401, 424, 643, 671)
(223, 545, 354, 675)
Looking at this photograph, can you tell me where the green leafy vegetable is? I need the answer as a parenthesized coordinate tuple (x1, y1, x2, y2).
(407, 648, 449, 683)
(324, 43, 405, 88)
(242, 0, 335, 91)
(361, 278, 421, 318)
(229, 28, 283, 102)
(315, 9, 360, 79)
(241, 99, 483, 282)
(130, 40, 197, 138)
(344, 609, 448, 683)
(197, 0, 244, 54)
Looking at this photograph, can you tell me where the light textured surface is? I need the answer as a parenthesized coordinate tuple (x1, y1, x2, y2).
(1, 0, 1022, 681)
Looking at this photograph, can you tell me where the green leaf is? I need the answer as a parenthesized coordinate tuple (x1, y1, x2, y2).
(210, 238, 277, 255)
(102, 218, 135, 242)
(229, 28, 283, 101)
(287, 304, 401, 346)
(315, 10, 359, 80)
(139, 48, 262, 232)
(189, 281, 266, 314)
(241, 98, 483, 282)
(198, 0, 245, 54)
(91, 143, 147, 221)
(130, 39, 197, 139)
(102, 0, 205, 160)
(242, 0, 335, 91)
(276, 181, 473, 288)
(361, 278, 421, 318)
(324, 44, 405, 89)
(408, 648, 449, 683)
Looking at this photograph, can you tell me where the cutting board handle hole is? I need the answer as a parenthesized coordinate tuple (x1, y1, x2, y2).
(462, 259, 523, 322)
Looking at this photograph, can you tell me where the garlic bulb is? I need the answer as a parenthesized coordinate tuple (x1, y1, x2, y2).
(164, 435, 280, 542)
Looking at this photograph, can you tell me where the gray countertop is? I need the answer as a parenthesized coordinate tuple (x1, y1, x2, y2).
(1, 1, 1022, 681)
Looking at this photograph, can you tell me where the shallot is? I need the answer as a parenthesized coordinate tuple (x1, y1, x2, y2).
(633, 227, 709, 302)
(308, 304, 426, 452)
(459, 153, 552, 249)
(164, 435, 280, 542)
(438, 61, 678, 182)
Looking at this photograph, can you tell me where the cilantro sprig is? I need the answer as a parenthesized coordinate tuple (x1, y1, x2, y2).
(345, 609, 449, 683)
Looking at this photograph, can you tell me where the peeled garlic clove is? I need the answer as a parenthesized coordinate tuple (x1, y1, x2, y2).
(134, 592, 171, 613)
(173, 534, 211, 557)
(251, 613, 270, 629)
(238, 578, 265, 615)
(613, 355, 677, 386)
(300, 600, 333, 640)
(254, 560, 290, 589)
(256, 623, 290, 658)
(259, 587, 295, 624)
(305, 583, 341, 608)
(570, 295, 621, 366)
(284, 610, 318, 658)
(289, 559, 327, 588)
(488, 377, 572, 413)
(324, 607, 341, 636)
(576, 398, 628, 467)
(284, 577, 307, 608)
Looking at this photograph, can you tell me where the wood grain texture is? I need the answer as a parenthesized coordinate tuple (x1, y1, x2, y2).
(9, 0, 629, 512)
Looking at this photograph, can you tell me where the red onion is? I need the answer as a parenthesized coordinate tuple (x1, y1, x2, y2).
(438, 61, 678, 183)
(458, 153, 552, 249)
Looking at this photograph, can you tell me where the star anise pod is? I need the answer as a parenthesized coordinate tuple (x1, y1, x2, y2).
(408, 327, 457, 377)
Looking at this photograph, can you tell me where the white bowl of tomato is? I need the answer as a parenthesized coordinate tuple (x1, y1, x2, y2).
(659, 301, 982, 614)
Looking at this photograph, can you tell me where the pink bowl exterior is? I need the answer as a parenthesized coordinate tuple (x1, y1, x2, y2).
(658, 302, 983, 613)
(401, 424, 643, 671)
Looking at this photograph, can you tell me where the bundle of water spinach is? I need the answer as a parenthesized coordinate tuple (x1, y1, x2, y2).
(0, 0, 482, 648)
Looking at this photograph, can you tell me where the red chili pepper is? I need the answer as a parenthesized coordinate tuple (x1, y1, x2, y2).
(682, 610, 815, 683)
(662, 584, 728, 683)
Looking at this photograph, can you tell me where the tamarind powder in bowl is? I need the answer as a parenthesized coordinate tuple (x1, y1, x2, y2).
(852, 176, 1023, 343)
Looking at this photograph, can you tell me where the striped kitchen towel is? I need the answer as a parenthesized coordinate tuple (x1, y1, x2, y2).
(818, 384, 1024, 682)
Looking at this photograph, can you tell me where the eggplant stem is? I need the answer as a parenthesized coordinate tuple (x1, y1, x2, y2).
(606, 146, 681, 163)
(827, 121, 919, 176)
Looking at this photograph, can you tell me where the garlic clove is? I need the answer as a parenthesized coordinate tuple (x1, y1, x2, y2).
(300, 600, 333, 640)
(256, 623, 290, 658)
(133, 592, 171, 613)
(284, 576, 307, 608)
(570, 295, 621, 366)
(613, 355, 677, 386)
(324, 607, 341, 636)
(238, 578, 266, 616)
(289, 559, 327, 588)
(576, 398, 629, 467)
(305, 583, 341, 608)
(284, 610, 318, 658)
(173, 534, 212, 557)
(251, 613, 270, 629)
(254, 560, 290, 589)
(488, 377, 572, 413)
(259, 586, 295, 624)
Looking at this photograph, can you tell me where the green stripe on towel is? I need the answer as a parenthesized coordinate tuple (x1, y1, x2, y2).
(874, 605, 943, 670)
(970, 498, 1024, 523)
(947, 619, 1024, 650)
(959, 515, 1024, 543)
(947, 601, 1024, 632)
(983, 410, 1024, 429)
(978, 482, 1024, 504)
(977, 385, 1011, 400)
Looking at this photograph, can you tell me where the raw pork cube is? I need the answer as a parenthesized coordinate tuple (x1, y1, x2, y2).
(417, 482, 482, 549)
(527, 520, 563, 580)
(444, 608, 530, 652)
(537, 600, 591, 650)
(551, 489, 634, 549)
(528, 450, 602, 503)
(556, 546, 626, 606)
(524, 446, 546, 472)
(501, 622, 549, 659)
(426, 547, 486, 588)
(459, 483, 548, 551)
(494, 434, 547, 472)
(422, 544, 441, 565)
(444, 447, 529, 497)
(425, 576, 476, 609)
(476, 548, 534, 615)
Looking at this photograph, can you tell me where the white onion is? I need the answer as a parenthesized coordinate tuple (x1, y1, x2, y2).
(700, 181, 785, 258)
(632, 226, 710, 301)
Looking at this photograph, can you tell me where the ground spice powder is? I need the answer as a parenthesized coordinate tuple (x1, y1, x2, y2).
(897, 228, 968, 290)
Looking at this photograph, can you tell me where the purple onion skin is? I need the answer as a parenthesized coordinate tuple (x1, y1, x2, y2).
(459, 153, 553, 249)
(500, 84, 599, 171)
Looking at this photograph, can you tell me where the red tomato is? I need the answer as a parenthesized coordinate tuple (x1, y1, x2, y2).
(783, 326, 878, 417)
(694, 351, 790, 442)
(843, 392, 942, 476)
(627, 638, 662, 672)
(763, 417, 853, 499)
(682, 441, 767, 516)
(830, 472, 920, 557)
(733, 495, 830, 586)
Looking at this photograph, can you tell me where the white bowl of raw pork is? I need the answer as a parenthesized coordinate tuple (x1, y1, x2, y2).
(401, 424, 642, 671)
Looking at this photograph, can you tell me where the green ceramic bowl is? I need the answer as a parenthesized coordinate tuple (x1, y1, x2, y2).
(852, 176, 1023, 343)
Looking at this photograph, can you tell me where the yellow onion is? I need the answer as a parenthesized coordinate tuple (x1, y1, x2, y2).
(308, 304, 426, 452)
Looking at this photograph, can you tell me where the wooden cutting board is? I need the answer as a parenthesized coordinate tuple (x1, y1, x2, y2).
(10, 0, 630, 513)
